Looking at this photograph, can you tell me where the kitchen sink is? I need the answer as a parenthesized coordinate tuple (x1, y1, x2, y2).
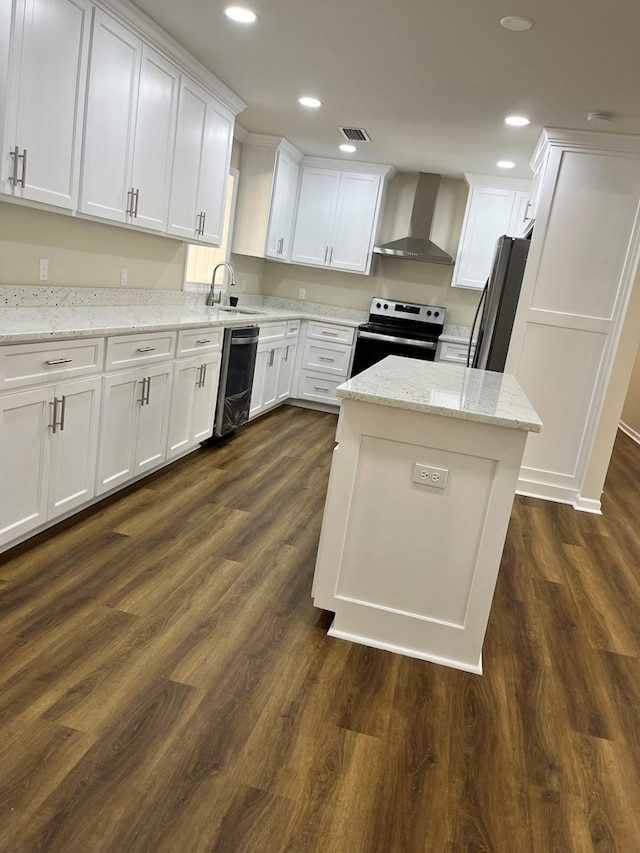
(217, 305, 264, 315)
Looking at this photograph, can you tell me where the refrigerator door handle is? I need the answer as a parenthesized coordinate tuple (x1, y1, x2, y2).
(467, 280, 488, 367)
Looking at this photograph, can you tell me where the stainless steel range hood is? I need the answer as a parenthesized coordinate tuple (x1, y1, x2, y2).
(373, 172, 454, 265)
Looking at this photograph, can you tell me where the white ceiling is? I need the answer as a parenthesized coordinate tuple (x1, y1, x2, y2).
(131, 0, 640, 180)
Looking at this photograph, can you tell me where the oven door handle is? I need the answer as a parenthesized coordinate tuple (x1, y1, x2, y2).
(357, 330, 436, 349)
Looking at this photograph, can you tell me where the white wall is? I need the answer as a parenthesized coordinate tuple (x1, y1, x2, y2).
(0, 203, 186, 290)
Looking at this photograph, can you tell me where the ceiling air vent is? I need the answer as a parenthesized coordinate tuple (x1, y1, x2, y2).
(338, 127, 372, 142)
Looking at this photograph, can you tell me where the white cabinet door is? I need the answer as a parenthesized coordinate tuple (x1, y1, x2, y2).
(261, 341, 284, 410)
(80, 9, 142, 222)
(97, 369, 140, 494)
(508, 190, 530, 237)
(0, 386, 50, 547)
(197, 100, 234, 245)
(277, 339, 297, 403)
(265, 150, 300, 261)
(1, 0, 92, 209)
(135, 363, 172, 474)
(190, 351, 221, 443)
(330, 172, 382, 272)
(291, 167, 340, 266)
(129, 46, 180, 232)
(47, 376, 101, 519)
(166, 352, 220, 458)
(167, 76, 233, 244)
(249, 344, 269, 419)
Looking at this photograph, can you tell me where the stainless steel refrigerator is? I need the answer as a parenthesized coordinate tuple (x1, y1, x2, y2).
(469, 235, 530, 372)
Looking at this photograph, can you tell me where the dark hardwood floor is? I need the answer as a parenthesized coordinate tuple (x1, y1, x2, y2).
(1, 405, 639, 852)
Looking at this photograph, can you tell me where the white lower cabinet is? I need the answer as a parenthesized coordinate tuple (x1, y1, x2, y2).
(295, 320, 355, 406)
(436, 340, 474, 365)
(277, 339, 298, 403)
(167, 351, 221, 458)
(0, 375, 101, 548)
(250, 339, 284, 418)
(96, 362, 173, 495)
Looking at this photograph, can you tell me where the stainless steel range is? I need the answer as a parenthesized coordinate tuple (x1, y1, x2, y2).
(351, 297, 446, 377)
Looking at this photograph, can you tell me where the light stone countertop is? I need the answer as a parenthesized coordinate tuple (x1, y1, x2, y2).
(439, 324, 473, 344)
(337, 356, 542, 432)
(0, 298, 365, 343)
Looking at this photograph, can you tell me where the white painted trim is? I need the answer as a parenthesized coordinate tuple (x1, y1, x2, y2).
(301, 155, 395, 178)
(619, 420, 640, 445)
(572, 495, 602, 514)
(327, 626, 483, 675)
(464, 173, 531, 191)
(241, 134, 304, 163)
(233, 124, 249, 144)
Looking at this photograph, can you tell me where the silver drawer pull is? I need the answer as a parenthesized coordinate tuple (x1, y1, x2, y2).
(321, 330, 339, 337)
(45, 358, 73, 366)
(313, 386, 330, 392)
(137, 346, 156, 353)
(318, 356, 335, 362)
(196, 339, 211, 345)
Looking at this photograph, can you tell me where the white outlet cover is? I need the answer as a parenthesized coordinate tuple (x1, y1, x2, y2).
(412, 463, 448, 489)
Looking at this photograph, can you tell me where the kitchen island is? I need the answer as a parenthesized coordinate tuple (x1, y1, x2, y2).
(312, 356, 542, 674)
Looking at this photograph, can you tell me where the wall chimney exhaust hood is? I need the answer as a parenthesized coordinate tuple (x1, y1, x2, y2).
(373, 172, 454, 265)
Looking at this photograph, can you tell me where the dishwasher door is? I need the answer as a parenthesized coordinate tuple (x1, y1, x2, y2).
(213, 325, 259, 437)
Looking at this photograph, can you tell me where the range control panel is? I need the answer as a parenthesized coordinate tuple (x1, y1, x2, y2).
(368, 297, 446, 327)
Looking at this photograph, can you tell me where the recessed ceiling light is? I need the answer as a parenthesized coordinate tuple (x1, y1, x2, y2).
(339, 144, 357, 153)
(500, 16, 534, 31)
(586, 111, 612, 126)
(299, 96, 322, 108)
(224, 6, 258, 23)
(497, 160, 516, 169)
(505, 115, 530, 127)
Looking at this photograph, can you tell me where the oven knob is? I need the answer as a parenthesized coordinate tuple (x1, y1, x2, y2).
(434, 311, 440, 317)
(383, 303, 388, 309)
(426, 310, 432, 316)
(376, 302, 381, 308)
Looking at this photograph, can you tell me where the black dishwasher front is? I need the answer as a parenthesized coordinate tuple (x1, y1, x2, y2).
(212, 325, 259, 437)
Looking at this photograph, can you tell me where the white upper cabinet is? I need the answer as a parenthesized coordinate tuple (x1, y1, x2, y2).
(232, 136, 302, 262)
(452, 174, 532, 289)
(167, 76, 234, 244)
(1, 0, 92, 209)
(80, 11, 180, 231)
(290, 162, 387, 274)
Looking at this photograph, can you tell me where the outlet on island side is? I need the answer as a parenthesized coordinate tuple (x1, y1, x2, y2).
(412, 463, 449, 490)
(39, 258, 48, 281)
(298, 287, 306, 300)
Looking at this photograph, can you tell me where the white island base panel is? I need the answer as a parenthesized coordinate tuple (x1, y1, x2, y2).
(312, 398, 529, 674)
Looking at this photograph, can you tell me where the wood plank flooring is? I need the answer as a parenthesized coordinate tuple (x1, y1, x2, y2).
(1, 404, 639, 852)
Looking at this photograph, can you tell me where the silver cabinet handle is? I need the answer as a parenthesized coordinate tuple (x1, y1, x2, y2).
(321, 330, 339, 337)
(133, 188, 139, 218)
(329, 247, 333, 264)
(127, 189, 134, 217)
(268, 348, 275, 367)
(324, 246, 329, 264)
(277, 237, 284, 255)
(45, 357, 73, 366)
(199, 362, 207, 388)
(144, 375, 151, 405)
(138, 377, 147, 405)
(137, 346, 156, 353)
(283, 345, 290, 362)
(19, 148, 27, 187)
(9, 146, 19, 186)
(49, 395, 66, 433)
(196, 364, 203, 387)
(196, 211, 206, 236)
(196, 339, 211, 345)
(313, 385, 329, 392)
(318, 356, 335, 362)
(523, 199, 532, 222)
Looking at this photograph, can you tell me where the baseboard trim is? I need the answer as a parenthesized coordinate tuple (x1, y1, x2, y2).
(619, 420, 640, 446)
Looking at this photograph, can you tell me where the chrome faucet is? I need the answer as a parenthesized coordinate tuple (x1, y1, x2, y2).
(206, 262, 236, 306)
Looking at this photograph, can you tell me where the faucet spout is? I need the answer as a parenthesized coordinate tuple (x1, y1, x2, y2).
(207, 262, 236, 306)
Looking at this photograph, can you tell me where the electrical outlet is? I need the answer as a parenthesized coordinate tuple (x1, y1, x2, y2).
(298, 287, 306, 300)
(120, 267, 128, 286)
(412, 463, 449, 490)
(39, 258, 49, 281)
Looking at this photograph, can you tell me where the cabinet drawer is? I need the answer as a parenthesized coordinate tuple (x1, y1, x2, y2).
(437, 341, 474, 364)
(258, 322, 287, 341)
(176, 327, 223, 357)
(0, 338, 104, 391)
(306, 321, 355, 345)
(302, 340, 352, 377)
(286, 319, 300, 337)
(105, 331, 176, 370)
(298, 371, 343, 405)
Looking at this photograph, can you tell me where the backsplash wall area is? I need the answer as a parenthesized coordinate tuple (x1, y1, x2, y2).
(0, 203, 186, 290)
